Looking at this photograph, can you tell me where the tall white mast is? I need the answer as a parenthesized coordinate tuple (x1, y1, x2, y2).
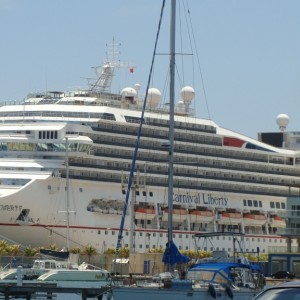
(167, 0, 176, 272)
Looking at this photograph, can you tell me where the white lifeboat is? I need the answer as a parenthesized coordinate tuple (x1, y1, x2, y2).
(217, 212, 243, 225)
(243, 213, 267, 226)
(270, 215, 286, 228)
(190, 209, 214, 223)
(135, 207, 156, 220)
(162, 208, 188, 222)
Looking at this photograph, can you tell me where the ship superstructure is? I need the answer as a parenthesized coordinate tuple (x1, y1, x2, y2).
(0, 52, 299, 255)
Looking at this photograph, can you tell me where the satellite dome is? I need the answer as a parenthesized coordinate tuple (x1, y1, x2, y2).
(177, 100, 185, 112)
(121, 87, 137, 98)
(276, 114, 289, 131)
(180, 86, 195, 104)
(133, 84, 141, 92)
(147, 88, 161, 108)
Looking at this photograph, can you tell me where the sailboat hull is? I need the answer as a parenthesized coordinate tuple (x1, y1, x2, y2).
(112, 286, 259, 300)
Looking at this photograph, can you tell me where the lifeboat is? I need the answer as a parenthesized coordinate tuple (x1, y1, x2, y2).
(135, 207, 156, 220)
(218, 212, 243, 225)
(243, 213, 267, 226)
(270, 215, 286, 228)
(162, 208, 188, 222)
(190, 209, 214, 223)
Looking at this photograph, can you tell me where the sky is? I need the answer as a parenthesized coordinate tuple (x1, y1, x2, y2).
(0, 0, 299, 139)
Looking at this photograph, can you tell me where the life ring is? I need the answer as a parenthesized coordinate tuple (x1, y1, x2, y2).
(225, 285, 234, 299)
(208, 283, 217, 299)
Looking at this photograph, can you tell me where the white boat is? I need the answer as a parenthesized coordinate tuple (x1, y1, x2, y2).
(0, 258, 77, 280)
(112, 1, 265, 299)
(37, 262, 109, 281)
(0, 2, 299, 256)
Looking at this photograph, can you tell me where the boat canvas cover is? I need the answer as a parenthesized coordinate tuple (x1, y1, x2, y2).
(162, 241, 190, 265)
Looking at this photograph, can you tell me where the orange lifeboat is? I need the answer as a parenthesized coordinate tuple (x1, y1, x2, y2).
(218, 212, 243, 225)
(243, 213, 267, 226)
(270, 215, 286, 228)
(135, 207, 156, 220)
(190, 209, 214, 223)
(162, 208, 188, 222)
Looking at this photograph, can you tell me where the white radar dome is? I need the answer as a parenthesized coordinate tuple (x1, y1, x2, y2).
(177, 100, 185, 112)
(276, 114, 289, 132)
(133, 84, 141, 92)
(121, 87, 137, 98)
(180, 86, 195, 104)
(147, 88, 161, 108)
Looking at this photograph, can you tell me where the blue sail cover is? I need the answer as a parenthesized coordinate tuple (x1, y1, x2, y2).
(162, 241, 190, 265)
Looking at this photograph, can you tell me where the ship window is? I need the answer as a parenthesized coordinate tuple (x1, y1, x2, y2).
(139, 244, 142, 249)
(173, 234, 175, 238)
(112, 231, 115, 235)
(125, 232, 129, 236)
(135, 190, 140, 196)
(153, 233, 156, 237)
(98, 230, 101, 234)
(143, 191, 146, 196)
(247, 200, 252, 207)
(140, 232, 143, 236)
(105, 231, 108, 235)
(276, 202, 280, 209)
(185, 246, 188, 250)
(39, 131, 42, 139)
(253, 200, 258, 207)
(270, 202, 275, 208)
(79, 188, 83, 192)
(48, 185, 51, 190)
(186, 235, 188, 238)
(281, 203, 286, 209)
(122, 190, 126, 195)
(243, 200, 247, 206)
(149, 192, 153, 197)
(160, 233, 163, 237)
(259, 201, 262, 207)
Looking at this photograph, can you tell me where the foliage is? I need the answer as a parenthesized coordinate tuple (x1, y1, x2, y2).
(69, 247, 81, 254)
(23, 245, 40, 257)
(181, 249, 212, 259)
(104, 248, 115, 255)
(81, 244, 98, 263)
(4, 244, 22, 256)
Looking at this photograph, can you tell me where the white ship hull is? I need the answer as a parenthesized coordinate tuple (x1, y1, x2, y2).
(0, 173, 290, 253)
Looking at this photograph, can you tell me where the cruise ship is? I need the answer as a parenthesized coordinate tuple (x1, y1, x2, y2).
(0, 47, 300, 255)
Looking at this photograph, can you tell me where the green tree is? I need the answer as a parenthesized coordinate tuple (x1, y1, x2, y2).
(5, 244, 21, 256)
(23, 245, 39, 257)
(81, 244, 98, 264)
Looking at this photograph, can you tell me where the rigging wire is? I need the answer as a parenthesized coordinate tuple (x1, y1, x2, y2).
(184, 0, 211, 120)
(113, 0, 166, 267)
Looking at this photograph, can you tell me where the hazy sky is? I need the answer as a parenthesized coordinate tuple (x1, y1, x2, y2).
(0, 0, 299, 138)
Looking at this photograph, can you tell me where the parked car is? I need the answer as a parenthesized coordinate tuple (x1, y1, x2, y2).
(271, 271, 295, 279)
(253, 281, 300, 299)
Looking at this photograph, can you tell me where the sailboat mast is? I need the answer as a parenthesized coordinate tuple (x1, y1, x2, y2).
(167, 0, 176, 271)
(65, 137, 70, 251)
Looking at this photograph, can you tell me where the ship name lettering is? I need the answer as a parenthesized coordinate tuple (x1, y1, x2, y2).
(173, 193, 201, 204)
(0, 205, 22, 211)
(203, 194, 228, 206)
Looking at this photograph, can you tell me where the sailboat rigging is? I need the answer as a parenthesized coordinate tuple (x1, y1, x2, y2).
(112, 1, 266, 299)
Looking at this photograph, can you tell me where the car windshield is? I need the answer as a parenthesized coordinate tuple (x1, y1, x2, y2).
(255, 288, 300, 300)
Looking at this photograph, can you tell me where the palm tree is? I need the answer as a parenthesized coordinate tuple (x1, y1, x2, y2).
(81, 244, 98, 264)
(23, 245, 39, 257)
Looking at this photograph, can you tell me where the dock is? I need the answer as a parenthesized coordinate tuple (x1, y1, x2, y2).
(0, 282, 113, 299)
